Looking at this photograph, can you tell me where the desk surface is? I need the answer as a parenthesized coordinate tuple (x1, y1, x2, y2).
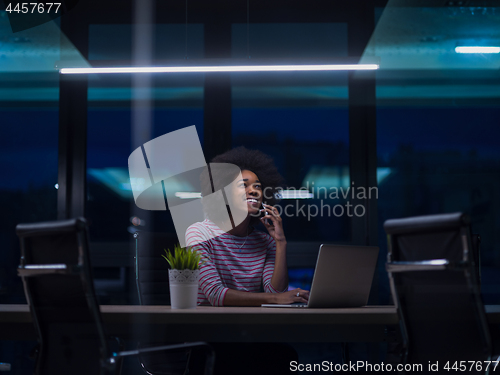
(1, 304, 499, 343)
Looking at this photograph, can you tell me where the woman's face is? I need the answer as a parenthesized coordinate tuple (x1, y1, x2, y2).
(233, 169, 263, 216)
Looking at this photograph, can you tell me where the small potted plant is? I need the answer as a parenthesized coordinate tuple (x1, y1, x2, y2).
(162, 244, 202, 309)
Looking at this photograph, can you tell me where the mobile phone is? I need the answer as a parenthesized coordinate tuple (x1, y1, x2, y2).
(260, 202, 273, 226)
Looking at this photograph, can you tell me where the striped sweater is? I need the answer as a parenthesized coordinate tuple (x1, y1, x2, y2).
(185, 219, 286, 306)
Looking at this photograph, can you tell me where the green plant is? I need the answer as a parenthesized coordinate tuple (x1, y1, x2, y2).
(162, 244, 202, 270)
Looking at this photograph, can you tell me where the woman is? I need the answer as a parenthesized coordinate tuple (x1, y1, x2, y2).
(186, 146, 309, 306)
(185, 147, 307, 375)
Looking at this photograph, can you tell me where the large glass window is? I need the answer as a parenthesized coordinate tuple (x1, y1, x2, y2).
(87, 24, 204, 303)
(373, 6, 500, 304)
(0, 13, 60, 374)
(0, 16, 60, 303)
(232, 23, 349, 240)
(230, 23, 349, 290)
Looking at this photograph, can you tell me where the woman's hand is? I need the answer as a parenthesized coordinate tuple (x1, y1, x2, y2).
(260, 203, 286, 242)
(273, 288, 310, 304)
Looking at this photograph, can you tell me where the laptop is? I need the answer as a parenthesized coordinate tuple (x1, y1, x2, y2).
(261, 244, 379, 308)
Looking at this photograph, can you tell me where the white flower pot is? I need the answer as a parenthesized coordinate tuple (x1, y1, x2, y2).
(168, 269, 200, 309)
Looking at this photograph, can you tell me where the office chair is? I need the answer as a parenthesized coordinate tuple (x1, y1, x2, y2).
(134, 231, 200, 375)
(385, 212, 493, 374)
(134, 231, 179, 306)
(16, 217, 214, 375)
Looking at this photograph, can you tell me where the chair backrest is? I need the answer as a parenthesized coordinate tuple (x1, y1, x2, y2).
(134, 231, 194, 375)
(16, 218, 110, 375)
(384, 212, 491, 368)
(134, 231, 179, 305)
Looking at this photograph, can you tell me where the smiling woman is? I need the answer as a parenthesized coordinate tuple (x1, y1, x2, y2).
(231, 169, 263, 219)
(185, 146, 310, 307)
(199, 146, 284, 227)
(184, 147, 305, 375)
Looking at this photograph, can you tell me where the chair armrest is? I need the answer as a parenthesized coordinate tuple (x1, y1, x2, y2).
(386, 260, 467, 273)
(0, 362, 11, 371)
(106, 342, 215, 375)
(17, 264, 81, 277)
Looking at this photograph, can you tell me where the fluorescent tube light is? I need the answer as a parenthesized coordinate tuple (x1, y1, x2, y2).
(175, 192, 202, 199)
(455, 46, 500, 54)
(174, 190, 315, 199)
(25, 264, 67, 269)
(428, 259, 449, 265)
(279, 190, 314, 199)
(60, 64, 379, 75)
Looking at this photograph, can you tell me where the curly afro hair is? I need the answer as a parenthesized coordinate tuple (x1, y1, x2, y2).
(211, 146, 285, 204)
(200, 146, 285, 225)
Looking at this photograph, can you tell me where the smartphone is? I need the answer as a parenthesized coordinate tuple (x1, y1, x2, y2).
(260, 202, 273, 226)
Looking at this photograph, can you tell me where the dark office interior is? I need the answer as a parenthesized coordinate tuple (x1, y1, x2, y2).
(1, 0, 500, 373)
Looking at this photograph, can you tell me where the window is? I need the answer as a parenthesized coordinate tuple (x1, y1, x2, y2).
(374, 6, 500, 304)
(232, 23, 350, 245)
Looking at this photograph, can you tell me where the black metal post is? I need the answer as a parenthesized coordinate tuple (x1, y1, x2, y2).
(203, 18, 232, 162)
(57, 10, 89, 219)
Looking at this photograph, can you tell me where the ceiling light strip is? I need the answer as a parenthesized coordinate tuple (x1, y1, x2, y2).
(455, 46, 500, 54)
(60, 64, 379, 74)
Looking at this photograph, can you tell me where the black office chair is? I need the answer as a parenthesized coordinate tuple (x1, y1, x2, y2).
(384, 212, 493, 374)
(134, 231, 179, 306)
(16, 218, 214, 375)
(134, 231, 199, 375)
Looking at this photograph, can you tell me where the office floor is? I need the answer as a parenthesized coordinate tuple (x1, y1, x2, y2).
(118, 342, 388, 375)
(0, 340, 388, 374)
